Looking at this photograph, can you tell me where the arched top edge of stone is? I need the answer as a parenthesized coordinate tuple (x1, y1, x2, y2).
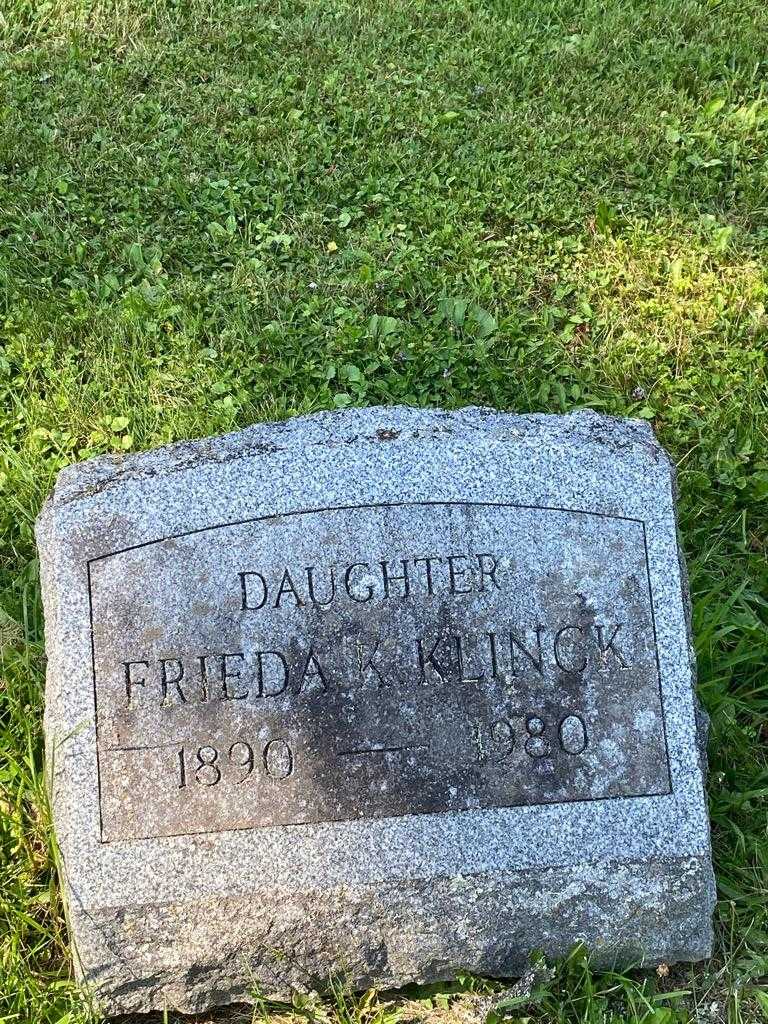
(36, 405, 672, 522)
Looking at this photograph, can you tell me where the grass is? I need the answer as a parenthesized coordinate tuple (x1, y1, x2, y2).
(0, 0, 767, 1020)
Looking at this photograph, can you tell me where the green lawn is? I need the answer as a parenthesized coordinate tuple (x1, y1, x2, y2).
(1, 0, 767, 1021)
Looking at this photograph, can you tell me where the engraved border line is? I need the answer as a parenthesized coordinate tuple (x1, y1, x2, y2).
(86, 500, 673, 843)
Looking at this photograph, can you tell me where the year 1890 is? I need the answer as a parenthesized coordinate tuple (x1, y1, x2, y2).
(176, 737, 293, 788)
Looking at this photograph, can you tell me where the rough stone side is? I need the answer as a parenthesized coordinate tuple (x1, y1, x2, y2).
(67, 855, 714, 1016)
(664, 443, 710, 777)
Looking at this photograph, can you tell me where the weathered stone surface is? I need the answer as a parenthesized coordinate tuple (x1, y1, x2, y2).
(38, 406, 715, 1016)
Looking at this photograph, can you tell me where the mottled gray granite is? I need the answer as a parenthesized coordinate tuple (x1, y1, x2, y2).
(38, 406, 715, 1016)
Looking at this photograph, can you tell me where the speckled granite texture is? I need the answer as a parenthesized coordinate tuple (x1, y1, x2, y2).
(38, 406, 715, 1016)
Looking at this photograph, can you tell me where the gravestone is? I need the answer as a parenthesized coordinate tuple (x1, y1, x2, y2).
(38, 406, 715, 1016)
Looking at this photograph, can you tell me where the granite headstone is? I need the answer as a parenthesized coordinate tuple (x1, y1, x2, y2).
(38, 406, 715, 1015)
